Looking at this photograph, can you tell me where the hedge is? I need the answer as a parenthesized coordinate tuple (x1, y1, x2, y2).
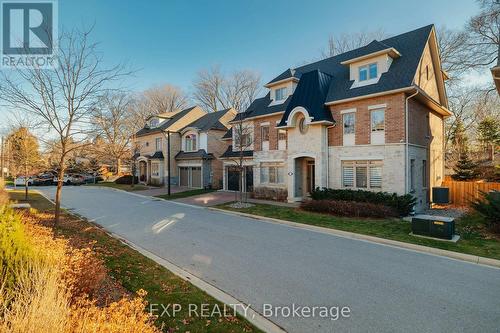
(310, 187, 416, 216)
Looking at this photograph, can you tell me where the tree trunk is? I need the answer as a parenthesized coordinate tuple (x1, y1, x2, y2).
(490, 144, 495, 161)
(116, 158, 121, 175)
(24, 179, 28, 200)
(54, 157, 66, 226)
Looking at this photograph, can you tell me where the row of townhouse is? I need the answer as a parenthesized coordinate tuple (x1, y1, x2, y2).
(133, 24, 451, 212)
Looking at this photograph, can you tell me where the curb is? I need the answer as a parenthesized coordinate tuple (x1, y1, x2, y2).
(207, 207, 500, 270)
(112, 235, 287, 333)
(34, 189, 286, 333)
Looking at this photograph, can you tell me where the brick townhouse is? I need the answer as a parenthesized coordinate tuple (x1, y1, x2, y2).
(134, 106, 236, 189)
(220, 25, 451, 212)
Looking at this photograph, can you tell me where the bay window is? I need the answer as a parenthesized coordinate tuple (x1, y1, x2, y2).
(260, 163, 285, 184)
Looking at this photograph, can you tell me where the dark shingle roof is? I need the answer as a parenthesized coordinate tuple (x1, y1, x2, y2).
(150, 151, 164, 159)
(182, 109, 232, 132)
(175, 150, 214, 160)
(222, 127, 232, 140)
(278, 70, 333, 126)
(239, 25, 434, 122)
(135, 106, 197, 137)
(220, 146, 253, 158)
(233, 93, 292, 122)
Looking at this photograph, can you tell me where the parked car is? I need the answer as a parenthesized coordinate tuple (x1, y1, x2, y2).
(14, 176, 34, 186)
(69, 174, 85, 185)
(53, 174, 72, 185)
(33, 173, 55, 186)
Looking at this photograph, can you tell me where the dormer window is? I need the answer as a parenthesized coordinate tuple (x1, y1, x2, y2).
(185, 134, 197, 151)
(359, 63, 378, 81)
(150, 118, 159, 128)
(275, 87, 287, 101)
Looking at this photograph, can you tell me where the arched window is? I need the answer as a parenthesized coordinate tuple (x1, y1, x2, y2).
(185, 134, 197, 151)
(297, 115, 308, 134)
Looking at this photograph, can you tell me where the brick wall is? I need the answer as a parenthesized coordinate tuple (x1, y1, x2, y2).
(328, 93, 406, 146)
(253, 114, 284, 151)
(207, 129, 231, 189)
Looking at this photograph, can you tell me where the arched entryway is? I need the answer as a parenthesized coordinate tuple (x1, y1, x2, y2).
(293, 156, 315, 198)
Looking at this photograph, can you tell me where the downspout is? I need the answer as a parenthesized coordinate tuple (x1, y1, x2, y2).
(405, 89, 419, 194)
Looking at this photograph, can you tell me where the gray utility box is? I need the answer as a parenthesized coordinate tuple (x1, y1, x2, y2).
(411, 215, 455, 240)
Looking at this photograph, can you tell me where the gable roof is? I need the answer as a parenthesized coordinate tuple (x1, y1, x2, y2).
(135, 106, 198, 137)
(182, 108, 232, 132)
(222, 127, 232, 140)
(278, 70, 333, 127)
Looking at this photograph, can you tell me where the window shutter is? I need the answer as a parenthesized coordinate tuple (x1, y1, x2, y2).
(342, 166, 354, 187)
(369, 166, 382, 188)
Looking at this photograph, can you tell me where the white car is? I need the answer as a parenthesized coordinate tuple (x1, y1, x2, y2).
(53, 174, 72, 185)
(14, 176, 34, 186)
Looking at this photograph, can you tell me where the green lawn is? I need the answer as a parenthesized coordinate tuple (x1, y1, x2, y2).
(218, 203, 500, 261)
(7, 191, 261, 333)
(156, 188, 216, 200)
(86, 182, 149, 191)
(8, 189, 55, 211)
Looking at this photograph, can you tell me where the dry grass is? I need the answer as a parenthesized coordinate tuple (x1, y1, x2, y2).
(0, 183, 160, 333)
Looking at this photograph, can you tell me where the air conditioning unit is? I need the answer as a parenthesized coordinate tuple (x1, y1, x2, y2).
(411, 215, 455, 240)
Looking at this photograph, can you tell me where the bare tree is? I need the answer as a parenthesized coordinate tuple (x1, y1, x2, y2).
(129, 84, 189, 131)
(227, 116, 254, 204)
(0, 28, 130, 224)
(91, 92, 134, 174)
(193, 66, 261, 113)
(321, 29, 387, 58)
(436, 26, 471, 82)
(466, 0, 499, 69)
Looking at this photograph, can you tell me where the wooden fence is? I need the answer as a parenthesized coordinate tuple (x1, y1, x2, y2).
(441, 178, 500, 206)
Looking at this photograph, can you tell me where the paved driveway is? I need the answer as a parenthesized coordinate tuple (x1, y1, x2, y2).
(38, 186, 500, 333)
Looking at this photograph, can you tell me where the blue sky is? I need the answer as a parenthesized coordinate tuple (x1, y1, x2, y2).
(59, 0, 478, 93)
(0, 0, 480, 128)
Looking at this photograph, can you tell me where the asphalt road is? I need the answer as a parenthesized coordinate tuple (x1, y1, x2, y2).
(38, 186, 500, 333)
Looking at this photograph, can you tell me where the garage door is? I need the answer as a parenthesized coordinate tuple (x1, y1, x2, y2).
(179, 166, 202, 188)
(179, 167, 189, 187)
(191, 167, 201, 188)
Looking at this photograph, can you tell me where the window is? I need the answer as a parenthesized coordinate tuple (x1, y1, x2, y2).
(260, 163, 285, 184)
(145, 142, 149, 147)
(342, 165, 354, 187)
(343, 113, 355, 134)
(278, 129, 286, 141)
(275, 87, 287, 101)
(235, 132, 251, 148)
(151, 162, 160, 177)
(155, 137, 162, 151)
(342, 161, 382, 189)
(359, 63, 377, 81)
(422, 160, 427, 188)
(298, 116, 308, 134)
(356, 166, 368, 188)
(150, 118, 159, 128)
(261, 125, 269, 142)
(410, 159, 415, 191)
(371, 109, 385, 132)
(185, 134, 197, 151)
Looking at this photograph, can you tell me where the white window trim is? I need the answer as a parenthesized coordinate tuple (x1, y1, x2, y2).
(341, 160, 383, 190)
(260, 163, 286, 185)
(368, 104, 387, 110)
(340, 108, 357, 114)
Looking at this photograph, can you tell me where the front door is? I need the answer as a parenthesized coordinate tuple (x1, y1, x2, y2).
(227, 166, 240, 191)
(245, 166, 253, 192)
